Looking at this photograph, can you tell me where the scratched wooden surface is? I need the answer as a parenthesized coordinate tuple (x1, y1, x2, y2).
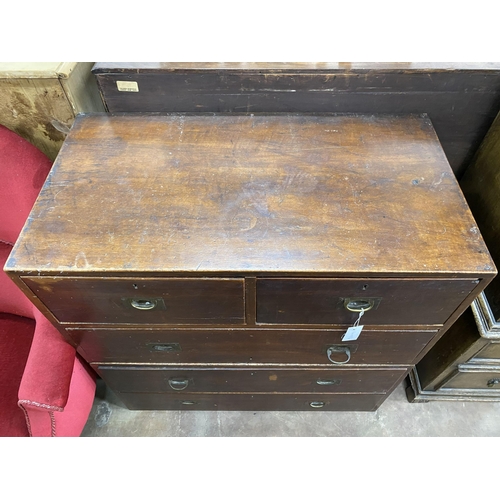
(91, 63, 500, 178)
(5, 113, 495, 276)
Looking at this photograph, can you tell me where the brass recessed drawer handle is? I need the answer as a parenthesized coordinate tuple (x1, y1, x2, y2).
(344, 298, 374, 312)
(130, 298, 158, 310)
(316, 378, 342, 386)
(310, 401, 325, 408)
(148, 343, 181, 352)
(487, 378, 500, 388)
(168, 378, 189, 391)
(122, 297, 167, 311)
(327, 345, 351, 365)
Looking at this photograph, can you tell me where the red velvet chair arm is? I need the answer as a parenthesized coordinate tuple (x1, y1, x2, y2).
(18, 310, 76, 413)
(18, 310, 96, 436)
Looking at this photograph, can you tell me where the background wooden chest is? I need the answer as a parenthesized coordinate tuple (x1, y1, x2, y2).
(91, 62, 500, 178)
(5, 113, 495, 411)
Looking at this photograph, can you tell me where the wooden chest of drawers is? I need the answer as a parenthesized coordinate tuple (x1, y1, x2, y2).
(4, 113, 495, 411)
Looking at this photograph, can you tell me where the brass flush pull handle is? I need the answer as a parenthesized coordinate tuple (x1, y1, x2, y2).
(316, 379, 342, 386)
(309, 401, 325, 408)
(327, 345, 351, 365)
(122, 297, 166, 311)
(168, 378, 190, 391)
(487, 378, 500, 388)
(344, 298, 374, 312)
(131, 298, 157, 310)
(148, 343, 181, 352)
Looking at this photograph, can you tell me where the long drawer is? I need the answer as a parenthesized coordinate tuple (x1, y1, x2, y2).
(21, 277, 245, 325)
(70, 327, 436, 365)
(95, 366, 406, 394)
(256, 278, 477, 325)
(116, 392, 387, 411)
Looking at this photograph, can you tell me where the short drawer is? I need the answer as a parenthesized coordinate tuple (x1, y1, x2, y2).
(441, 365, 500, 390)
(256, 278, 478, 325)
(22, 277, 245, 325)
(70, 327, 436, 365)
(95, 366, 406, 394)
(115, 392, 387, 411)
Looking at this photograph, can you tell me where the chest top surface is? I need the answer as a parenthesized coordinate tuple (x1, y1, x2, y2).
(5, 113, 495, 276)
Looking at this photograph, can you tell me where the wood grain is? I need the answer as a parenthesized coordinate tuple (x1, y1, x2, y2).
(5, 114, 494, 277)
(91, 63, 500, 177)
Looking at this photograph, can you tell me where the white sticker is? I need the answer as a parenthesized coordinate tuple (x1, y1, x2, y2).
(342, 325, 363, 341)
(116, 81, 139, 92)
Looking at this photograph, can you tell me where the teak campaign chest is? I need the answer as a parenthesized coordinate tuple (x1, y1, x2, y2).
(4, 113, 496, 411)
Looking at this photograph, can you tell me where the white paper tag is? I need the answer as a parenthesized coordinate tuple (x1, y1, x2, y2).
(342, 325, 364, 341)
(116, 81, 139, 92)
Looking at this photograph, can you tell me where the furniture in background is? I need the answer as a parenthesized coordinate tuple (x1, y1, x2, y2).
(0, 62, 105, 161)
(91, 62, 500, 179)
(4, 113, 494, 411)
(0, 124, 96, 436)
(407, 110, 500, 402)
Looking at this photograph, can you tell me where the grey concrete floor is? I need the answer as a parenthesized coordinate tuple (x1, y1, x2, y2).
(82, 378, 500, 437)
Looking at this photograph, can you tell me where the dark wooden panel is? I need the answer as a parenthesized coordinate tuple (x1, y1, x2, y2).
(460, 111, 500, 320)
(256, 278, 478, 325)
(96, 365, 405, 394)
(116, 391, 386, 411)
(5, 114, 494, 277)
(22, 277, 245, 324)
(91, 63, 500, 177)
(415, 307, 487, 391)
(69, 327, 436, 365)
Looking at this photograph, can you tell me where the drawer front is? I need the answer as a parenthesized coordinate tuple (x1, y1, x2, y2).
(471, 342, 500, 362)
(22, 277, 245, 325)
(116, 392, 386, 411)
(70, 327, 436, 365)
(95, 366, 406, 394)
(442, 368, 500, 390)
(256, 278, 478, 325)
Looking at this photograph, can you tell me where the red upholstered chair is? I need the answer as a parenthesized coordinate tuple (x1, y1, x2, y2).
(0, 124, 96, 437)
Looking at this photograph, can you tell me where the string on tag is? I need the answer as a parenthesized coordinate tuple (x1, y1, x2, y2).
(353, 308, 364, 328)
